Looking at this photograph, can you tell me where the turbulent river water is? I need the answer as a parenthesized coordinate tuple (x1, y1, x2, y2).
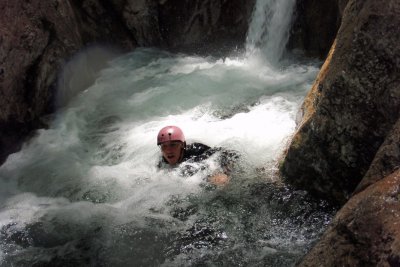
(0, 1, 336, 266)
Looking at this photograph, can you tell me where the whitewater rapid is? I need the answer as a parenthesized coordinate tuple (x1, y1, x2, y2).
(0, 47, 334, 266)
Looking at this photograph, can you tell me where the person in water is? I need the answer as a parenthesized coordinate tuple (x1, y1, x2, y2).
(157, 125, 237, 186)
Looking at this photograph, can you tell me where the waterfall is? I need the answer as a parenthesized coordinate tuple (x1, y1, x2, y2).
(246, 0, 297, 64)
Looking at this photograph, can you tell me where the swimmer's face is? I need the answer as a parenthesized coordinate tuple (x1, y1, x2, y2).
(160, 141, 184, 165)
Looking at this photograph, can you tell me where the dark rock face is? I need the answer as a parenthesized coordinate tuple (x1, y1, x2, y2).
(298, 169, 400, 267)
(281, 0, 400, 264)
(0, 0, 137, 164)
(158, 0, 256, 55)
(280, 0, 400, 206)
(288, 0, 349, 58)
(110, 0, 164, 46)
(355, 118, 400, 194)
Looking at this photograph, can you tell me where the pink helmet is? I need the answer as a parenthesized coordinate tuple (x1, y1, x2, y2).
(157, 126, 185, 145)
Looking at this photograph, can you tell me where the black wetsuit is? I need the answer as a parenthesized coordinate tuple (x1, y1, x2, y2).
(181, 143, 215, 163)
(158, 143, 238, 176)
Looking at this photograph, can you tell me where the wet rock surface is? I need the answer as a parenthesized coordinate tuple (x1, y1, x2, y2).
(280, 0, 400, 206)
(288, 0, 349, 58)
(298, 169, 400, 267)
(281, 0, 400, 265)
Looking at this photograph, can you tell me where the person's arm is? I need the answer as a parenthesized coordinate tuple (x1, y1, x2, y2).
(208, 149, 240, 186)
(208, 172, 230, 186)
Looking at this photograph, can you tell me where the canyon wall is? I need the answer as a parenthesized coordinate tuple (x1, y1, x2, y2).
(288, 0, 349, 58)
(280, 0, 400, 206)
(0, 0, 136, 164)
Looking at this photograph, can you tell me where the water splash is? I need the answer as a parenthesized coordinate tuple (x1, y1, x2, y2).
(0, 48, 330, 266)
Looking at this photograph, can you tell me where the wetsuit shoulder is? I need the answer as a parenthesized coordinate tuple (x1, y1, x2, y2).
(182, 143, 213, 162)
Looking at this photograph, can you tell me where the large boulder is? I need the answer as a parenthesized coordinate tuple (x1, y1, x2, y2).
(298, 100, 400, 267)
(298, 169, 400, 266)
(280, 0, 400, 205)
